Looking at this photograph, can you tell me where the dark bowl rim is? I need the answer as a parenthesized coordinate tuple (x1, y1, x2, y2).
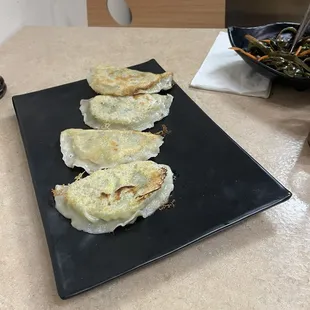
(227, 21, 299, 33)
(227, 22, 310, 81)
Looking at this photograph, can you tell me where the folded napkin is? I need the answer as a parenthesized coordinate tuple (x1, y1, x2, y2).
(190, 31, 272, 98)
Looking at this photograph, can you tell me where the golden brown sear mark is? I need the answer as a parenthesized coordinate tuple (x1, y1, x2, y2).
(100, 192, 110, 199)
(52, 187, 66, 197)
(156, 124, 170, 137)
(110, 140, 118, 151)
(114, 185, 137, 201)
(114, 74, 137, 82)
(136, 168, 167, 201)
(51, 188, 59, 196)
(100, 167, 167, 203)
(159, 199, 176, 211)
(100, 186, 137, 202)
(74, 171, 86, 181)
(108, 72, 171, 97)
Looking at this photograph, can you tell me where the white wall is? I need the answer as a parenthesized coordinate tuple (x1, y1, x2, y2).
(0, 0, 87, 44)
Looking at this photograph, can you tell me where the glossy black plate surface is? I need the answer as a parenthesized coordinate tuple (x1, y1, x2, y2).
(12, 59, 291, 299)
(228, 22, 310, 90)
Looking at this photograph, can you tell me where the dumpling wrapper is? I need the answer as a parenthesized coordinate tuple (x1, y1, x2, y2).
(53, 161, 174, 234)
(87, 65, 174, 96)
(80, 94, 173, 131)
(60, 129, 163, 173)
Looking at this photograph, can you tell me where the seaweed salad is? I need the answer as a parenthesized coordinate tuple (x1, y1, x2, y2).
(231, 27, 310, 78)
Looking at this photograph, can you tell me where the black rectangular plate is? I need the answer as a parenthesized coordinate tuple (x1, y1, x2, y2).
(13, 59, 291, 299)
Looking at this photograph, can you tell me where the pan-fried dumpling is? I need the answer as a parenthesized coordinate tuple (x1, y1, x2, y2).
(80, 94, 173, 131)
(87, 65, 173, 96)
(60, 129, 163, 173)
(53, 161, 174, 234)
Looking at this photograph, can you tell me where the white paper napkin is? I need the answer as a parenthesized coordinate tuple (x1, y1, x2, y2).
(190, 31, 272, 98)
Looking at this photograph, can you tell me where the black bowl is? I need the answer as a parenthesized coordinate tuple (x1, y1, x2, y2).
(228, 22, 310, 90)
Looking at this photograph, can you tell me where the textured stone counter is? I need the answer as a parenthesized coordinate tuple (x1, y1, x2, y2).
(0, 26, 309, 309)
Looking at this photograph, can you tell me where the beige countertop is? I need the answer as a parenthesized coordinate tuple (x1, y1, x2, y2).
(0, 26, 309, 310)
